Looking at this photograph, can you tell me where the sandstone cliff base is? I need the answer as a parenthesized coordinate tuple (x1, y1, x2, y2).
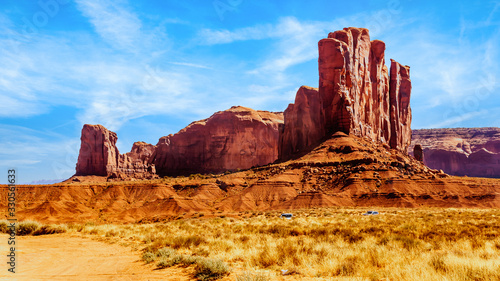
(3, 133, 499, 223)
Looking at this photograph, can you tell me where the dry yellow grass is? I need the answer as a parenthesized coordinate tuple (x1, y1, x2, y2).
(12, 208, 500, 280)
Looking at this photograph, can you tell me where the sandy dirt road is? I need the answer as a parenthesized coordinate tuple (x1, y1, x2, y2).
(0, 234, 193, 281)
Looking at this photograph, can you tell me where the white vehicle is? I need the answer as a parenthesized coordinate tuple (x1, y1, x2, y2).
(363, 211, 379, 215)
(280, 213, 293, 219)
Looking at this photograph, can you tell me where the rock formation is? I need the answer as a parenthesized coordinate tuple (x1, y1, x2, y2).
(75, 107, 284, 179)
(280, 27, 412, 160)
(75, 124, 120, 177)
(411, 128, 500, 178)
(278, 86, 323, 160)
(154, 106, 284, 176)
(75, 124, 157, 179)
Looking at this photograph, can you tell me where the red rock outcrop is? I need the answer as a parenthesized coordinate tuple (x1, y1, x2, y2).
(153, 106, 284, 176)
(278, 86, 323, 160)
(411, 128, 500, 178)
(75, 124, 119, 176)
(280, 27, 412, 160)
(75, 125, 157, 179)
(116, 142, 157, 178)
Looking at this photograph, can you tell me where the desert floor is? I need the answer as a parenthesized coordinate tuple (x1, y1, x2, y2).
(0, 234, 195, 281)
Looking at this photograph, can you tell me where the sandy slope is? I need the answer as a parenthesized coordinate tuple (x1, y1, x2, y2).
(0, 234, 192, 281)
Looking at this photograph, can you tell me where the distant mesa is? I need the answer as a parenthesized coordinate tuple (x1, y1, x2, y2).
(411, 128, 500, 178)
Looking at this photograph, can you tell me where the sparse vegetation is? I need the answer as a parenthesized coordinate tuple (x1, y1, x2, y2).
(0, 220, 67, 236)
(5, 208, 500, 280)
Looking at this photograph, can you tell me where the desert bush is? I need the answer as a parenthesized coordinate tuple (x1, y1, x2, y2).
(157, 247, 176, 258)
(33, 224, 67, 236)
(0, 221, 9, 233)
(194, 258, 230, 281)
(157, 254, 183, 268)
(142, 251, 156, 264)
(17, 221, 41, 235)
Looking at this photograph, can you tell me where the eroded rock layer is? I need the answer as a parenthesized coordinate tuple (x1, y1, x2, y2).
(411, 128, 500, 178)
(280, 27, 412, 160)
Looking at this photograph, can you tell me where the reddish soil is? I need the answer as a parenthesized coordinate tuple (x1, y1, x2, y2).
(0, 234, 192, 280)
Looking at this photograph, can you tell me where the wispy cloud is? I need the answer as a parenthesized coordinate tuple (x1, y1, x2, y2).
(428, 110, 488, 128)
(0, 124, 79, 183)
(385, 21, 500, 128)
(75, 0, 142, 51)
(169, 62, 213, 69)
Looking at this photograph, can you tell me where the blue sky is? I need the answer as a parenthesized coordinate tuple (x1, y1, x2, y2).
(1, 0, 500, 183)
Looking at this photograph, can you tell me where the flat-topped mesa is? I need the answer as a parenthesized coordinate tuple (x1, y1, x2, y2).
(279, 27, 412, 160)
(74, 124, 157, 179)
(154, 106, 284, 176)
(411, 128, 500, 178)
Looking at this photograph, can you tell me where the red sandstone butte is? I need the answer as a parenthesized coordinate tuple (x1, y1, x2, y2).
(411, 128, 500, 178)
(75, 124, 156, 179)
(279, 27, 412, 160)
(153, 106, 284, 176)
(75, 124, 120, 176)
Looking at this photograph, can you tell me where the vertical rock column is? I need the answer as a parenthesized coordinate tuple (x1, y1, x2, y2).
(389, 59, 412, 152)
(75, 124, 119, 176)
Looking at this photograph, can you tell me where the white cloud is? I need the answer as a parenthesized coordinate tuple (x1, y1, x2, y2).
(75, 0, 142, 50)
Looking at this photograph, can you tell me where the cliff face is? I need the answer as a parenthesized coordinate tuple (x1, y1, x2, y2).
(278, 86, 323, 160)
(75, 125, 157, 179)
(75, 124, 120, 177)
(279, 27, 412, 160)
(154, 106, 284, 176)
(411, 128, 500, 178)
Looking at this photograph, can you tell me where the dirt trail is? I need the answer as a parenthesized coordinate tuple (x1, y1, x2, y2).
(0, 234, 193, 281)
